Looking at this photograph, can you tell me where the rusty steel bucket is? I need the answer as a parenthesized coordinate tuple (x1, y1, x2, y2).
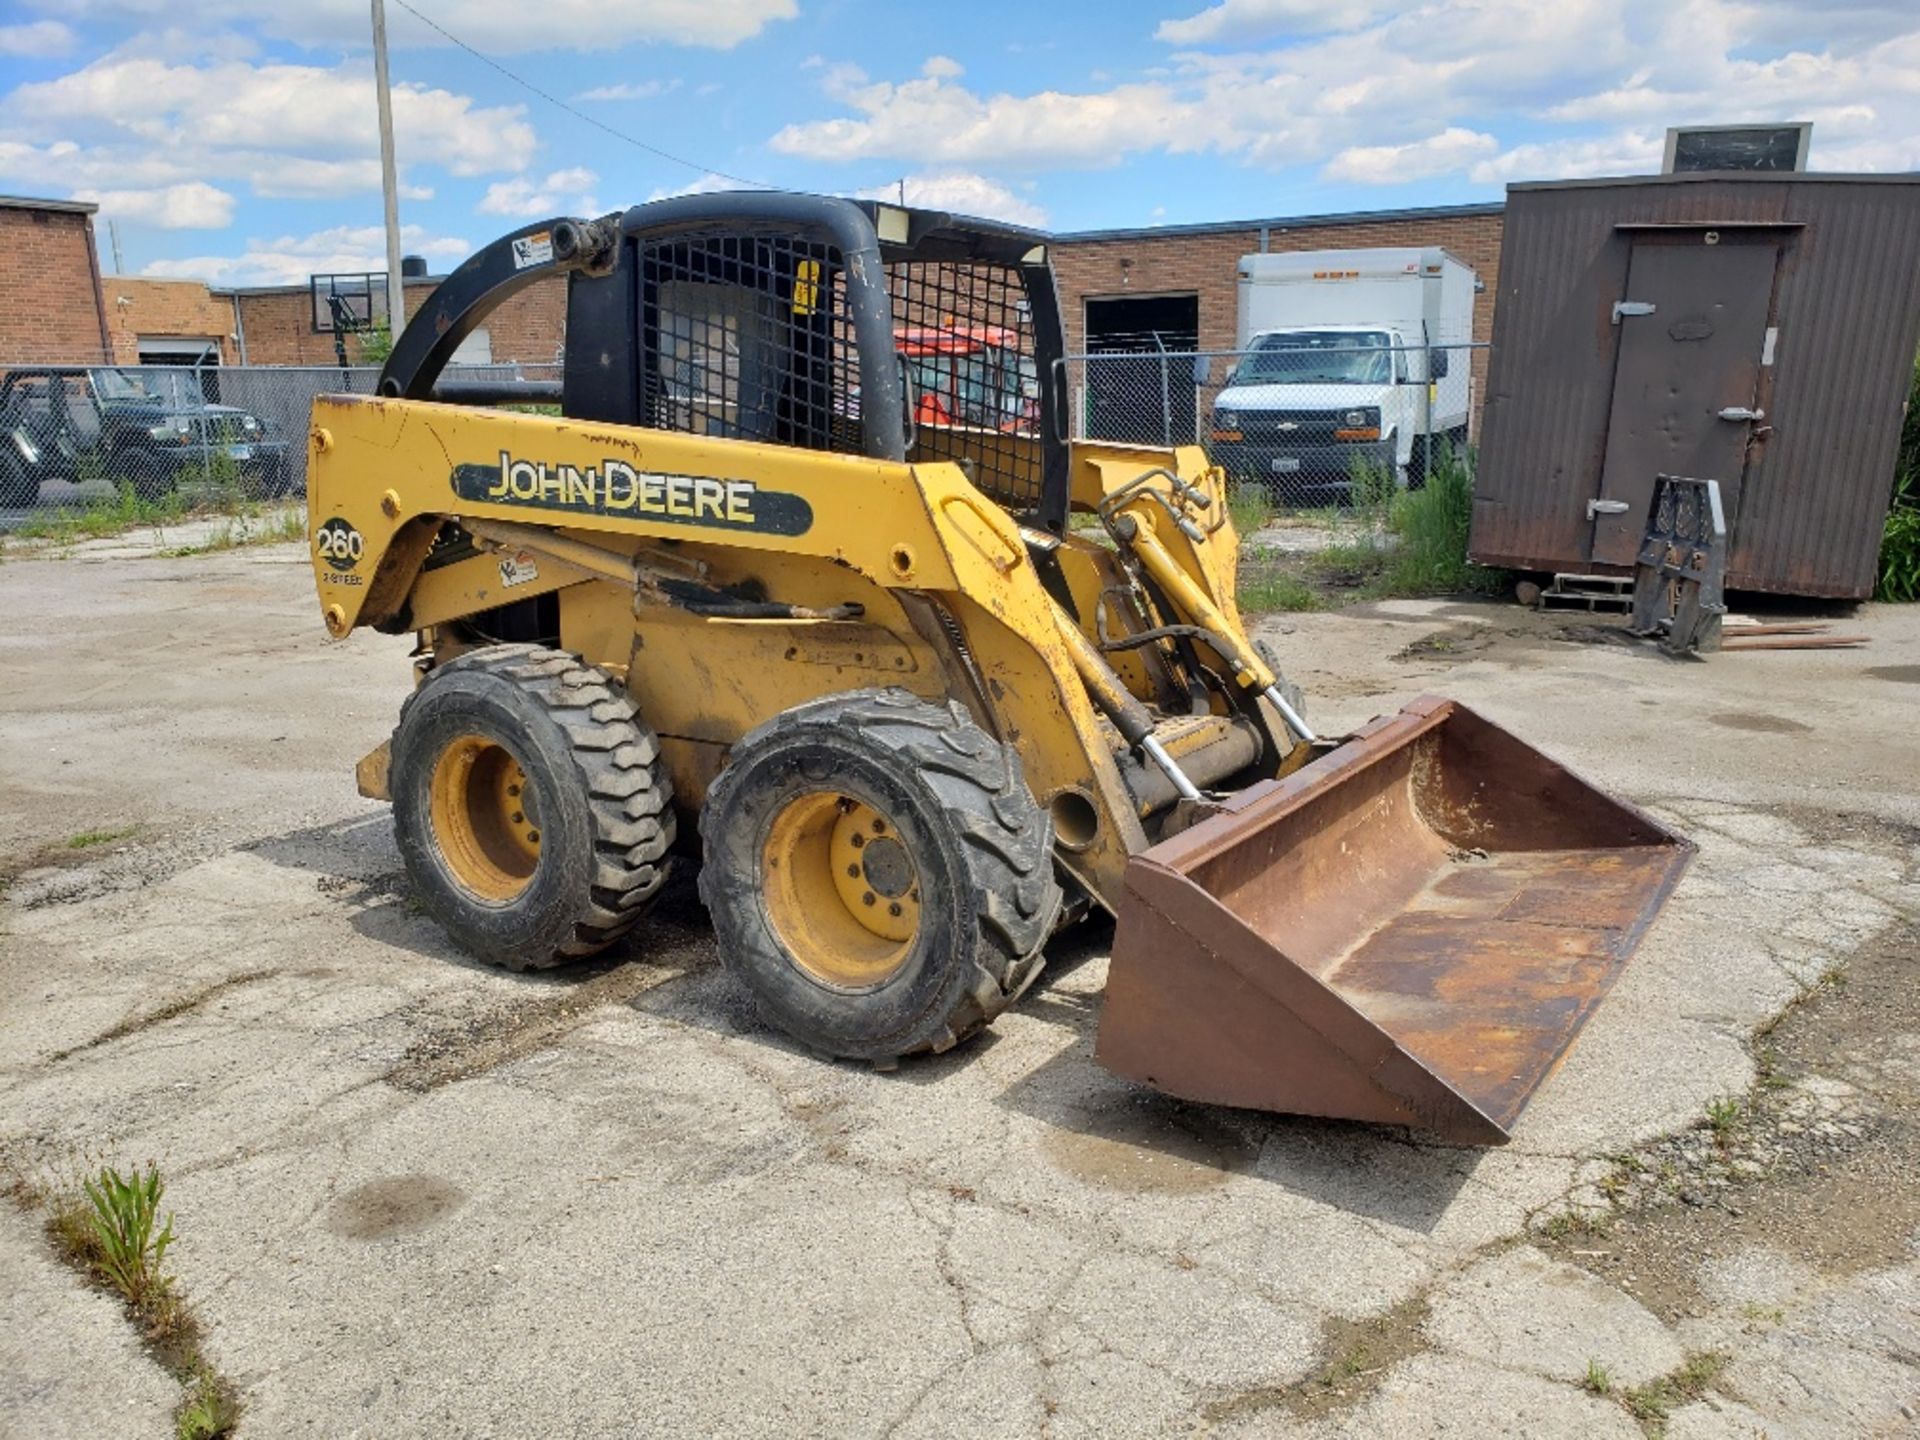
(1097, 697, 1692, 1145)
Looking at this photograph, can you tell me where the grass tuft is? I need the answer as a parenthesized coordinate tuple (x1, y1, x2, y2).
(1237, 564, 1325, 613)
(1376, 445, 1509, 598)
(68, 825, 139, 850)
(1582, 1358, 1613, 1395)
(82, 1164, 176, 1310)
(5, 1155, 240, 1438)
(1621, 1351, 1728, 1431)
(1705, 1095, 1744, 1144)
(1226, 483, 1275, 539)
(1875, 352, 1920, 602)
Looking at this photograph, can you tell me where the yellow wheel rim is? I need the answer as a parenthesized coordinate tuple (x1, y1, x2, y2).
(762, 791, 920, 989)
(427, 734, 541, 903)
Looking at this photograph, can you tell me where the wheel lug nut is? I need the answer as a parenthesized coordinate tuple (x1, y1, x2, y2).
(846, 864, 860, 878)
(527, 830, 540, 843)
(511, 811, 524, 823)
(851, 834, 865, 849)
(872, 818, 886, 834)
(888, 902, 902, 917)
(862, 892, 875, 906)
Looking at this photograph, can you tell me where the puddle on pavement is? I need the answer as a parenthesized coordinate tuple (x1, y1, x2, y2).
(1708, 711, 1814, 735)
(326, 1174, 466, 1240)
(1864, 664, 1920, 685)
(1041, 1101, 1254, 1194)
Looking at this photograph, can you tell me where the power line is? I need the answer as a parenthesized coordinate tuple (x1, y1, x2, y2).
(388, 0, 774, 192)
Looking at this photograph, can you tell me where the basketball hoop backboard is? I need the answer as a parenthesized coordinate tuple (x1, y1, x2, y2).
(311, 272, 390, 333)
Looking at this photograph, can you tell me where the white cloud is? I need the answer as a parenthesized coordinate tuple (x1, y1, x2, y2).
(77, 181, 236, 229)
(776, 3, 1920, 189)
(141, 223, 470, 287)
(7, 55, 537, 177)
(856, 171, 1048, 227)
(575, 80, 680, 102)
(1325, 128, 1500, 184)
(31, 0, 798, 53)
(1155, 0, 1385, 45)
(773, 68, 1198, 169)
(478, 167, 601, 217)
(921, 55, 964, 79)
(0, 52, 535, 221)
(1468, 132, 1666, 185)
(0, 20, 76, 56)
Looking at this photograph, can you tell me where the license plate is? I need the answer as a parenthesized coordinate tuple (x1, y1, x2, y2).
(227, 445, 252, 460)
(1270, 457, 1300, 474)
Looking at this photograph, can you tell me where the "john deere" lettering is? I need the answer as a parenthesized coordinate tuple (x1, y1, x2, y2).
(449, 453, 814, 536)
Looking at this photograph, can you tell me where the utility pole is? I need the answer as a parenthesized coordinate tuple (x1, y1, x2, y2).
(371, 0, 406, 339)
(107, 219, 125, 274)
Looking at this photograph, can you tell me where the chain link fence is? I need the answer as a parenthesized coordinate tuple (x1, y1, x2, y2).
(7, 345, 1483, 518)
(0, 360, 561, 514)
(1060, 340, 1486, 507)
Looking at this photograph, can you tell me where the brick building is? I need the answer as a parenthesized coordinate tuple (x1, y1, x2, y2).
(101, 276, 237, 364)
(222, 273, 567, 368)
(1051, 201, 1505, 353)
(0, 195, 111, 364)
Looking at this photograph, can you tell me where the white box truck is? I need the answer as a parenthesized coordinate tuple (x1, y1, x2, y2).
(1210, 246, 1476, 497)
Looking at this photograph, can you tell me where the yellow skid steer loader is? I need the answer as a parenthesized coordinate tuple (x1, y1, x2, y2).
(306, 195, 1688, 1144)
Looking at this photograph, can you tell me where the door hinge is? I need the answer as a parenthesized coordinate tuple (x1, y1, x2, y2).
(1587, 498, 1631, 519)
(1717, 406, 1765, 422)
(1612, 301, 1656, 324)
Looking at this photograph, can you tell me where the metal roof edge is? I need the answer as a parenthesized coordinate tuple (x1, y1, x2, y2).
(1510, 171, 1920, 192)
(0, 194, 99, 215)
(1055, 200, 1505, 244)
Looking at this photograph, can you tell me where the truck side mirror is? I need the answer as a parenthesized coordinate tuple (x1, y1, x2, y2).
(1430, 348, 1449, 379)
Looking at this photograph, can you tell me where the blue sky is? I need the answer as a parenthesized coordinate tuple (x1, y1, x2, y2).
(0, 0, 1915, 285)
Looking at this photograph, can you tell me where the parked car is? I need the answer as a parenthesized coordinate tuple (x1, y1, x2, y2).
(0, 366, 290, 508)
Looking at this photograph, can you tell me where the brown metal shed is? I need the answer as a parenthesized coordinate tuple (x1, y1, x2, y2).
(1470, 173, 1920, 598)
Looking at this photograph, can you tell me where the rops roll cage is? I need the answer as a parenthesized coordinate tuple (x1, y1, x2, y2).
(377, 192, 1072, 533)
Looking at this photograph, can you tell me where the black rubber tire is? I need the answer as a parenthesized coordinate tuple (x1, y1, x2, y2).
(698, 688, 1062, 1063)
(121, 448, 176, 504)
(389, 643, 674, 970)
(0, 454, 36, 509)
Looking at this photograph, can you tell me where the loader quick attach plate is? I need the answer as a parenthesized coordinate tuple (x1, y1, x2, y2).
(1096, 697, 1692, 1146)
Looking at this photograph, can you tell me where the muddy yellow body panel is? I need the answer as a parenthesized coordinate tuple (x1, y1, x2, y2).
(1098, 697, 1692, 1145)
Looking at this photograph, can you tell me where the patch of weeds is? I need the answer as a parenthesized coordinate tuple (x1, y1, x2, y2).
(1237, 563, 1325, 614)
(1582, 1358, 1613, 1395)
(1739, 1302, 1784, 1324)
(159, 503, 307, 558)
(175, 1364, 242, 1440)
(1620, 1351, 1728, 1432)
(1873, 351, 1919, 602)
(1539, 1208, 1614, 1241)
(68, 825, 139, 850)
(1307, 536, 1390, 587)
(3, 1154, 241, 1438)
(1705, 1095, 1744, 1143)
(1372, 444, 1511, 599)
(83, 1164, 176, 1309)
(1226, 482, 1275, 539)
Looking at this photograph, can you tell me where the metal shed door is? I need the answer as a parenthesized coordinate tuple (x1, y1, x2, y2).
(1589, 238, 1777, 566)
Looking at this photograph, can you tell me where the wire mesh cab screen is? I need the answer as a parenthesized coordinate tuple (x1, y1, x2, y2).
(639, 231, 859, 457)
(890, 260, 1042, 513)
(634, 225, 1046, 517)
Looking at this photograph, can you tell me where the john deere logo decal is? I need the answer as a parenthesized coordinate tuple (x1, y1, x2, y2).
(451, 453, 813, 537)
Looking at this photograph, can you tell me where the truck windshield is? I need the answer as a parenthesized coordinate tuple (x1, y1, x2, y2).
(1230, 331, 1393, 385)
